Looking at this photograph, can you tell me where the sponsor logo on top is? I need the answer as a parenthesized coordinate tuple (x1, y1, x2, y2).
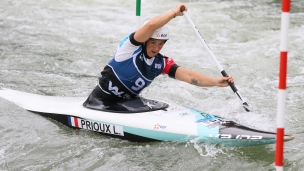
(67, 116, 124, 136)
(155, 63, 161, 69)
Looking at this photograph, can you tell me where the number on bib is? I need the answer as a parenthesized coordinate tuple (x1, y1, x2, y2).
(131, 78, 145, 91)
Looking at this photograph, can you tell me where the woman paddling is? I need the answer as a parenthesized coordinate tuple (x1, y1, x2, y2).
(84, 3, 234, 109)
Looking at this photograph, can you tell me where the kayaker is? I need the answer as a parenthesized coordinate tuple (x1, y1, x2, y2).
(84, 3, 234, 108)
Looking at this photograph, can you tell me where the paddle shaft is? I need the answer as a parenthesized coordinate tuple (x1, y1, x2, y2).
(182, 10, 250, 112)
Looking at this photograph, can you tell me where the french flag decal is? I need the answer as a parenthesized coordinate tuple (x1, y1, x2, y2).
(66, 116, 124, 136)
(67, 116, 81, 128)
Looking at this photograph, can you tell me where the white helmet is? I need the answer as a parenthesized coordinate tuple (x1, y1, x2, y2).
(151, 25, 169, 40)
(143, 21, 170, 40)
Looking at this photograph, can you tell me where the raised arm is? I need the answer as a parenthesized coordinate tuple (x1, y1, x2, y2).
(175, 67, 234, 87)
(134, 4, 187, 43)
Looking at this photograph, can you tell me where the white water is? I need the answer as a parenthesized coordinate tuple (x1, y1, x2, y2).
(0, 0, 303, 170)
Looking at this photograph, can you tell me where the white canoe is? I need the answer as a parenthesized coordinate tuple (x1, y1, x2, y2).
(0, 88, 294, 146)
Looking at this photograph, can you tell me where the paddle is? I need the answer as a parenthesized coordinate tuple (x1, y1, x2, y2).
(181, 7, 251, 112)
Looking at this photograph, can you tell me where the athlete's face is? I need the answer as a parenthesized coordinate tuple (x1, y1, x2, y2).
(145, 38, 166, 57)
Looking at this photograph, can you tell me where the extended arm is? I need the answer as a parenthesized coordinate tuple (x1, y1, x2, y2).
(175, 67, 234, 87)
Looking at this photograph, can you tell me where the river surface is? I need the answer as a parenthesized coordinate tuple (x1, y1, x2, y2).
(0, 0, 303, 170)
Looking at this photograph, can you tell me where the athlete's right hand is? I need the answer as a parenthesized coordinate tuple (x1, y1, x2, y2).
(173, 4, 188, 17)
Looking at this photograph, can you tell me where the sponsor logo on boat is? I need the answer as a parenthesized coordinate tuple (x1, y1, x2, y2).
(199, 112, 213, 118)
(196, 117, 223, 128)
(210, 134, 263, 139)
(196, 117, 219, 123)
(179, 112, 189, 116)
(154, 123, 167, 129)
(196, 117, 237, 128)
(67, 116, 124, 136)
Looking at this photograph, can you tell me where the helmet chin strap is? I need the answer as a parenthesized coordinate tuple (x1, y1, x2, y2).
(143, 43, 153, 59)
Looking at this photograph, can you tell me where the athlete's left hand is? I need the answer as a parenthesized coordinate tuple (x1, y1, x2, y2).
(216, 76, 234, 87)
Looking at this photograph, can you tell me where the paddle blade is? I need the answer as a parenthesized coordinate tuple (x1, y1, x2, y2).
(243, 102, 251, 112)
